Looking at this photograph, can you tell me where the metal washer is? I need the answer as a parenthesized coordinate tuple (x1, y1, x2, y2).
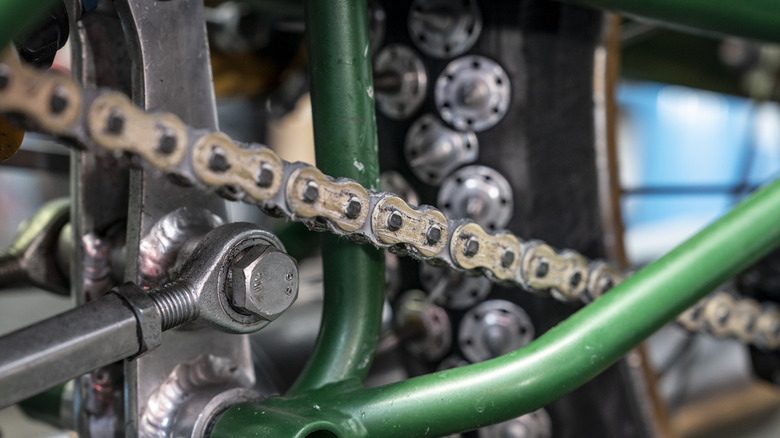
(459, 300, 534, 363)
(374, 44, 427, 120)
(408, 0, 482, 58)
(438, 165, 513, 230)
(404, 114, 478, 185)
(435, 55, 511, 132)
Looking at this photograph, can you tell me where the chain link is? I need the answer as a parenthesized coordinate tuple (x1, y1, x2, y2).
(1, 51, 778, 350)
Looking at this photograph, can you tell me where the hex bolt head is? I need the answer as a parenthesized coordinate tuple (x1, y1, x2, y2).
(230, 244, 299, 322)
(208, 147, 231, 172)
(255, 164, 274, 188)
(500, 249, 515, 267)
(105, 109, 125, 135)
(463, 237, 479, 257)
(344, 196, 362, 219)
(535, 259, 549, 278)
(50, 86, 68, 115)
(302, 181, 319, 203)
(425, 225, 442, 245)
(387, 211, 403, 231)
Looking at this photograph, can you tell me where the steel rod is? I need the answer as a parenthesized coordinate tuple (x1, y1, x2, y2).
(287, 0, 384, 394)
(0, 294, 140, 408)
(216, 176, 780, 436)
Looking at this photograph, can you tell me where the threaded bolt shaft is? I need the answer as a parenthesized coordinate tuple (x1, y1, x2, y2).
(148, 280, 199, 331)
(0, 254, 26, 285)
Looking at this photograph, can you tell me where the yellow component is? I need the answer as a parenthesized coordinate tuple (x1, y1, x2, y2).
(0, 115, 24, 161)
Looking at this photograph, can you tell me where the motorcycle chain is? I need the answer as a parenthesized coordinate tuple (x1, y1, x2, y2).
(1, 51, 778, 350)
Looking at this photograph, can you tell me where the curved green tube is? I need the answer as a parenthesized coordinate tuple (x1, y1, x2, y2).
(334, 176, 780, 436)
(0, 0, 59, 49)
(287, 0, 384, 395)
(558, 0, 780, 43)
(217, 176, 780, 436)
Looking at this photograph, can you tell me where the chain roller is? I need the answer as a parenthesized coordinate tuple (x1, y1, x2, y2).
(520, 242, 589, 302)
(585, 261, 625, 302)
(286, 166, 370, 233)
(449, 222, 522, 283)
(88, 92, 188, 173)
(372, 196, 448, 258)
(0, 52, 81, 134)
(1, 52, 779, 350)
(192, 131, 284, 203)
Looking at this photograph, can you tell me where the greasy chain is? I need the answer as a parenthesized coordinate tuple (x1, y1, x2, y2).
(1, 52, 779, 350)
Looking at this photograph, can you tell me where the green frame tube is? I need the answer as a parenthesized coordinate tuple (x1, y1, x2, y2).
(558, 0, 780, 43)
(215, 176, 780, 437)
(287, 0, 384, 395)
(0, 0, 59, 49)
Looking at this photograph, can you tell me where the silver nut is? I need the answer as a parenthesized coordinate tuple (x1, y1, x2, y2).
(230, 244, 299, 321)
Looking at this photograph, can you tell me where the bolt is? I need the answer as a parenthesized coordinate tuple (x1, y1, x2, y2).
(535, 259, 549, 278)
(157, 129, 177, 155)
(230, 244, 299, 321)
(463, 237, 479, 257)
(302, 181, 319, 203)
(425, 225, 442, 245)
(208, 147, 231, 172)
(50, 86, 68, 114)
(148, 281, 199, 331)
(387, 211, 403, 231)
(344, 196, 362, 219)
(0, 254, 25, 285)
(500, 249, 515, 267)
(255, 164, 274, 188)
(105, 109, 125, 135)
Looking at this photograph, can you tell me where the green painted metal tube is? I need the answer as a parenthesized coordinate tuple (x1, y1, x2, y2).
(0, 0, 59, 49)
(17, 383, 67, 428)
(216, 177, 780, 436)
(287, 0, 384, 395)
(329, 176, 780, 436)
(557, 0, 780, 43)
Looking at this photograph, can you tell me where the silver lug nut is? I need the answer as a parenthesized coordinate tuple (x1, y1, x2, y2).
(230, 244, 299, 322)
